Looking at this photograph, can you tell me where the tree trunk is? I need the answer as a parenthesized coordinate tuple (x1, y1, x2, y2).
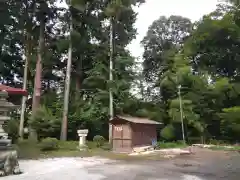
(75, 59, 82, 95)
(61, 6, 73, 141)
(76, 76, 81, 91)
(19, 33, 30, 139)
(109, 17, 114, 143)
(29, 18, 44, 140)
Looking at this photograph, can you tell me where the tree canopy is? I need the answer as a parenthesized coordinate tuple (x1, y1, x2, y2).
(1, 1, 240, 143)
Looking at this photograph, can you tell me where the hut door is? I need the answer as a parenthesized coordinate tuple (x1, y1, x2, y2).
(112, 124, 131, 152)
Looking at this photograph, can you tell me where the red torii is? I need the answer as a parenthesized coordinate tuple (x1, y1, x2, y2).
(0, 84, 27, 96)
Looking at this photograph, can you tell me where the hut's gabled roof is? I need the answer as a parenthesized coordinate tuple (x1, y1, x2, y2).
(110, 115, 162, 125)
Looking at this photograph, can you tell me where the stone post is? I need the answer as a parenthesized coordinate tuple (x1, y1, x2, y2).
(77, 129, 88, 150)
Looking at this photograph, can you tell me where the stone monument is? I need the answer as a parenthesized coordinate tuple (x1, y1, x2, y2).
(0, 91, 21, 176)
(77, 129, 88, 150)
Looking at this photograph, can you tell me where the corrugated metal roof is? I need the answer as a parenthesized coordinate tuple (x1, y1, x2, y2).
(111, 115, 162, 125)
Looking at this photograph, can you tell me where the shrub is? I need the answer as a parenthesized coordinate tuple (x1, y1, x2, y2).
(39, 138, 59, 151)
(93, 135, 105, 147)
(3, 118, 19, 143)
(160, 124, 175, 140)
(29, 106, 61, 139)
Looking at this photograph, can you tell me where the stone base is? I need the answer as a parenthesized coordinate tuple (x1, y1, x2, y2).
(0, 150, 22, 177)
(78, 144, 88, 151)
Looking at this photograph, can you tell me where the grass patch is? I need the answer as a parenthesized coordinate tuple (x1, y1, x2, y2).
(14, 139, 190, 160)
(208, 145, 240, 151)
(14, 139, 115, 160)
(58, 141, 79, 151)
(39, 150, 93, 158)
(157, 141, 187, 149)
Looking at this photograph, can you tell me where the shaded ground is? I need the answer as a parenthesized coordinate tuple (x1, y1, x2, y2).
(3, 148, 240, 180)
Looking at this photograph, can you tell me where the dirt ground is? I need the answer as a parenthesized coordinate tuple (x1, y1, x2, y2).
(87, 148, 240, 180)
(4, 147, 240, 180)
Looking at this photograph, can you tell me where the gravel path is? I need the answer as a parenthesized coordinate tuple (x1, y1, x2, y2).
(3, 157, 113, 180)
(3, 149, 240, 180)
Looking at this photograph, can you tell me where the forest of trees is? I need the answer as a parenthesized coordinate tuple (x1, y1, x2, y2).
(1, 0, 240, 143)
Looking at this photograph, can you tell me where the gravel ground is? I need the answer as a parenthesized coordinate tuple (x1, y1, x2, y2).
(2, 148, 240, 180)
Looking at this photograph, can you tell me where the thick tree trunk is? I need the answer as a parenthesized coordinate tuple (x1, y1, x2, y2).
(61, 6, 73, 141)
(29, 18, 44, 140)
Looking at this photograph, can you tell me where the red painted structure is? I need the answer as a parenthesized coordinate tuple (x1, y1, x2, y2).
(0, 84, 27, 96)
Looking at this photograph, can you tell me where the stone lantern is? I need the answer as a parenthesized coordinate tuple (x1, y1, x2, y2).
(0, 92, 15, 141)
(0, 91, 21, 176)
(77, 129, 89, 150)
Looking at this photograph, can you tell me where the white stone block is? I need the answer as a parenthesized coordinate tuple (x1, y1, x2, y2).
(77, 129, 89, 149)
(77, 129, 89, 135)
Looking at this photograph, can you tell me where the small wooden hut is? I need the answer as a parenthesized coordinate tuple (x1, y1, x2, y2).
(110, 115, 161, 152)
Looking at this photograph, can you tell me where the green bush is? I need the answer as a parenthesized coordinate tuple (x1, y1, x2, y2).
(29, 106, 61, 139)
(39, 138, 59, 151)
(160, 124, 175, 140)
(3, 119, 19, 143)
(93, 135, 105, 147)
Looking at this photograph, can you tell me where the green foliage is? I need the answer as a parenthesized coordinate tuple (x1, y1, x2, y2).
(141, 15, 192, 83)
(29, 106, 61, 139)
(39, 138, 59, 151)
(93, 135, 105, 147)
(219, 106, 240, 140)
(138, 3, 240, 143)
(2, 0, 240, 145)
(3, 119, 19, 143)
(160, 125, 175, 140)
(0, 0, 147, 142)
